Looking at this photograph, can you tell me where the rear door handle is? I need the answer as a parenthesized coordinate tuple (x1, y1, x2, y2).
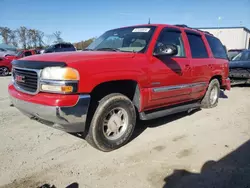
(185, 64, 191, 70)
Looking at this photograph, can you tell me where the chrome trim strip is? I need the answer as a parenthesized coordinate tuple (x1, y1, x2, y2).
(12, 66, 41, 95)
(152, 82, 207, 93)
(40, 79, 78, 85)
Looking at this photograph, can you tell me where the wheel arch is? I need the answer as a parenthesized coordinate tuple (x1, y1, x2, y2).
(210, 75, 222, 86)
(90, 79, 141, 110)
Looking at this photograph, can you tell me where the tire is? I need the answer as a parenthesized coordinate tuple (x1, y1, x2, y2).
(201, 79, 220, 108)
(0, 66, 9, 76)
(86, 93, 136, 152)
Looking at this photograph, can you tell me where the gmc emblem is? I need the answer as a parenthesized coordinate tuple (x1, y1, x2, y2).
(15, 75, 25, 83)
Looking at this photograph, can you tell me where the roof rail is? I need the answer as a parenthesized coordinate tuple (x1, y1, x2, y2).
(174, 24, 189, 28)
(174, 24, 213, 36)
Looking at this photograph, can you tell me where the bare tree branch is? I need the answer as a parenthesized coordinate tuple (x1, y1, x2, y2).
(17, 26, 29, 49)
(53, 31, 63, 43)
(0, 27, 12, 44)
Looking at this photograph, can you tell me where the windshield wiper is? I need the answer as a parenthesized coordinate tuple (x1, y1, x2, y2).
(96, 48, 121, 52)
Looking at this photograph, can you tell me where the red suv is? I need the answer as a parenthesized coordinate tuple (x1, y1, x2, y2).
(9, 24, 230, 151)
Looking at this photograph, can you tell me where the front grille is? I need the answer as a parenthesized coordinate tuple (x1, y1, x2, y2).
(13, 68, 39, 94)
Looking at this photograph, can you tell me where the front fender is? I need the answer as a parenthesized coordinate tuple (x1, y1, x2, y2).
(78, 70, 147, 93)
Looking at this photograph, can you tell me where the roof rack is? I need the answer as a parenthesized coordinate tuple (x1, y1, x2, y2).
(174, 24, 213, 36)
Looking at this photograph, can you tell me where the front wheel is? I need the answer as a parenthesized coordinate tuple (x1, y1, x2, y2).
(86, 93, 136, 152)
(0, 67, 9, 76)
(201, 79, 220, 108)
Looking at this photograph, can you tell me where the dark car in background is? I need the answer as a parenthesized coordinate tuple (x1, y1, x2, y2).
(227, 49, 245, 60)
(229, 50, 250, 85)
(43, 43, 76, 53)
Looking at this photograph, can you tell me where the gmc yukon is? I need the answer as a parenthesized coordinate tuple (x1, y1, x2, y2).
(9, 24, 231, 151)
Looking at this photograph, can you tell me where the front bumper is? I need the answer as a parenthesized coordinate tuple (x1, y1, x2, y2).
(9, 87, 91, 133)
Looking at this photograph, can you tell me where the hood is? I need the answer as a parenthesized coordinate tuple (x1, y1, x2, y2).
(21, 51, 135, 63)
(229, 60, 250, 69)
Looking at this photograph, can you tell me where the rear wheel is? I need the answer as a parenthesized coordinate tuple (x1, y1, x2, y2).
(86, 93, 136, 152)
(0, 67, 9, 76)
(201, 79, 220, 108)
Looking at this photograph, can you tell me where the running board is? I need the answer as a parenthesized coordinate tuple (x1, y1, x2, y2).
(139, 102, 201, 120)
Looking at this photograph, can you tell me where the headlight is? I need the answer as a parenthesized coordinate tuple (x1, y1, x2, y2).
(40, 67, 79, 94)
(41, 67, 79, 80)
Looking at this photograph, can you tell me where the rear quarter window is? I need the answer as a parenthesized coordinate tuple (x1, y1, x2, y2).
(205, 35, 228, 59)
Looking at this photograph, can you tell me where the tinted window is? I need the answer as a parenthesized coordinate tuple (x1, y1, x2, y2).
(232, 51, 250, 61)
(206, 35, 227, 59)
(24, 51, 32, 56)
(186, 33, 208, 58)
(61, 43, 73, 48)
(54, 44, 61, 48)
(155, 30, 185, 57)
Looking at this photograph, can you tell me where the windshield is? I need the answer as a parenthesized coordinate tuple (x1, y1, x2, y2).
(232, 51, 250, 61)
(86, 26, 156, 53)
(228, 51, 240, 60)
(16, 51, 23, 56)
(44, 45, 54, 53)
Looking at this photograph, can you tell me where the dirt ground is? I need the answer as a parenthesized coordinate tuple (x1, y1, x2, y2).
(1, 76, 250, 188)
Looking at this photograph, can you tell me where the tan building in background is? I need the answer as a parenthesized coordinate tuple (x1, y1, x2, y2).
(198, 27, 250, 50)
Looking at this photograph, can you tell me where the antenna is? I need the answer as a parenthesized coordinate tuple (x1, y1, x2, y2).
(148, 18, 151, 24)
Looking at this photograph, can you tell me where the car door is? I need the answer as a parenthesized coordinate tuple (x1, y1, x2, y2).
(148, 27, 192, 109)
(184, 31, 211, 100)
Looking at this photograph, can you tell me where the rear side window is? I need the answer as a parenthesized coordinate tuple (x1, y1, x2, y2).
(54, 44, 61, 48)
(61, 44, 68, 48)
(205, 35, 227, 59)
(186, 33, 208, 58)
(61, 44, 74, 48)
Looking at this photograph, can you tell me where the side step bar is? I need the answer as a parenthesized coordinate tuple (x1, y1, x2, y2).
(139, 102, 201, 120)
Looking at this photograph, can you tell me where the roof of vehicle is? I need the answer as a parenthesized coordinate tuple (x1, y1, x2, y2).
(20, 49, 36, 52)
(0, 43, 17, 51)
(118, 24, 213, 36)
(52, 42, 73, 45)
(228, 49, 246, 52)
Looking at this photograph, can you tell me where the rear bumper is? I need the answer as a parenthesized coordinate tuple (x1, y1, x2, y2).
(9, 85, 90, 133)
(222, 78, 231, 90)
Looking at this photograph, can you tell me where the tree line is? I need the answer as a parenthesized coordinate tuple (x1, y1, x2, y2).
(0, 26, 95, 50)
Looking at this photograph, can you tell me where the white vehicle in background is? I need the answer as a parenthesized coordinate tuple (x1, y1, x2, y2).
(0, 48, 16, 57)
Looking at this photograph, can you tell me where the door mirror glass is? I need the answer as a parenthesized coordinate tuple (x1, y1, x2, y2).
(154, 44, 178, 56)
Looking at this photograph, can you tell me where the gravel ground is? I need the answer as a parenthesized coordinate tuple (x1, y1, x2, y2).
(0, 76, 250, 188)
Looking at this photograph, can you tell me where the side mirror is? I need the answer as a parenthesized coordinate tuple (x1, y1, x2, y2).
(154, 44, 178, 56)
